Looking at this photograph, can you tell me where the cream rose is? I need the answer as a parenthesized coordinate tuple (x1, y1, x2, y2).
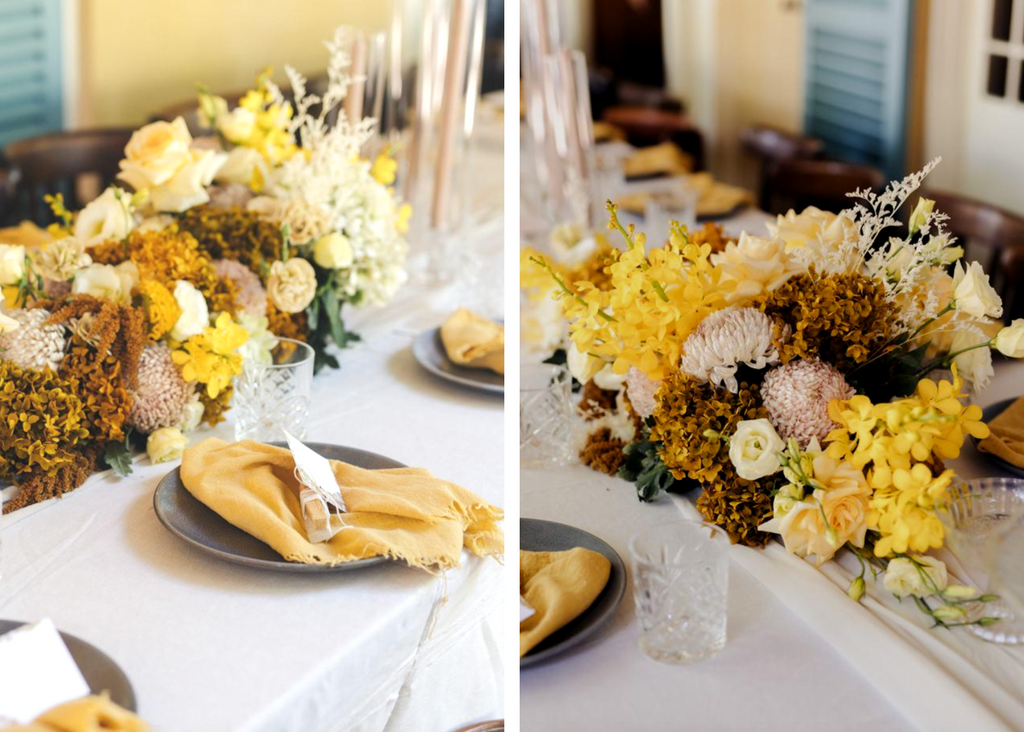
(712, 232, 801, 304)
(118, 117, 194, 190)
(147, 427, 188, 464)
(170, 280, 210, 342)
(267, 258, 317, 314)
(74, 186, 135, 246)
(729, 418, 784, 480)
(812, 453, 870, 549)
(950, 329, 994, 389)
(883, 556, 948, 598)
(148, 148, 225, 213)
(995, 319, 1024, 358)
(0, 244, 26, 285)
(72, 262, 137, 304)
(952, 261, 1003, 319)
(313, 233, 354, 270)
(0, 311, 20, 334)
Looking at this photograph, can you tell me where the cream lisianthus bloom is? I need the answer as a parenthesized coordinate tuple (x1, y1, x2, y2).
(74, 186, 135, 246)
(949, 328, 994, 390)
(728, 418, 784, 481)
(170, 280, 210, 342)
(883, 555, 948, 598)
(0, 244, 26, 285)
(909, 198, 935, 235)
(72, 262, 137, 304)
(147, 426, 188, 464)
(267, 257, 317, 314)
(119, 117, 195, 189)
(567, 342, 605, 384)
(995, 319, 1024, 358)
(952, 260, 1003, 319)
(711, 232, 802, 304)
(313, 232, 354, 270)
(0, 310, 20, 334)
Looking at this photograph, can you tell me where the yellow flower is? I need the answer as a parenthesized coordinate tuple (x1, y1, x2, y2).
(396, 203, 412, 234)
(370, 151, 397, 185)
(171, 312, 248, 398)
(136, 279, 182, 341)
(870, 463, 952, 557)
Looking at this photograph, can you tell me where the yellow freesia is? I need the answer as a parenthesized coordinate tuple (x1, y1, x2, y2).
(171, 313, 249, 398)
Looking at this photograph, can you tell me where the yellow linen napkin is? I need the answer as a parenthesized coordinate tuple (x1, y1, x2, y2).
(623, 142, 694, 179)
(592, 121, 626, 143)
(617, 172, 754, 218)
(0, 221, 53, 248)
(520, 548, 611, 657)
(4, 694, 148, 732)
(978, 396, 1024, 468)
(180, 439, 504, 571)
(440, 308, 504, 375)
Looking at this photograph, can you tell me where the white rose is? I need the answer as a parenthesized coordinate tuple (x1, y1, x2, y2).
(0, 311, 19, 334)
(148, 148, 225, 213)
(217, 106, 257, 143)
(147, 427, 188, 464)
(884, 556, 948, 598)
(712, 232, 801, 304)
(118, 117, 195, 189)
(0, 244, 26, 285)
(567, 342, 604, 384)
(267, 258, 317, 314)
(952, 261, 1003, 319)
(215, 146, 264, 188)
(995, 319, 1024, 358)
(73, 187, 135, 247)
(72, 262, 136, 304)
(729, 418, 785, 480)
(950, 329, 994, 390)
(313, 233, 354, 269)
(170, 280, 210, 341)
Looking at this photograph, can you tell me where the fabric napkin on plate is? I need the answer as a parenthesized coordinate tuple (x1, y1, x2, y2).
(617, 172, 754, 219)
(520, 548, 611, 657)
(623, 142, 694, 180)
(180, 439, 504, 571)
(978, 395, 1024, 468)
(3, 694, 148, 732)
(440, 308, 504, 375)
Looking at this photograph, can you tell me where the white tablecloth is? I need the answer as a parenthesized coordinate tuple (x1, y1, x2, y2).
(0, 134, 505, 732)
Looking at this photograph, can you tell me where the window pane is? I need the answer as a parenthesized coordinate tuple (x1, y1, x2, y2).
(992, 0, 1013, 41)
(988, 54, 1009, 97)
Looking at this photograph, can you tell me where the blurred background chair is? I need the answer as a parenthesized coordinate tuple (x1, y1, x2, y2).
(741, 124, 825, 210)
(922, 190, 1024, 323)
(3, 128, 134, 226)
(765, 158, 885, 215)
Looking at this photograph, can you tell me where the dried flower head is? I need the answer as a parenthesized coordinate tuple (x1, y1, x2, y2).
(247, 196, 331, 246)
(761, 359, 854, 447)
(129, 343, 196, 434)
(213, 258, 267, 317)
(177, 205, 283, 281)
(60, 342, 133, 443)
(136, 280, 181, 341)
(0, 308, 67, 371)
(679, 307, 781, 392)
(32, 237, 92, 281)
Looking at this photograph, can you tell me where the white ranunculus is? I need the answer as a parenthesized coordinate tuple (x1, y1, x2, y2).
(950, 329, 994, 390)
(313, 232, 354, 270)
(72, 262, 136, 304)
(729, 418, 785, 480)
(215, 146, 264, 188)
(147, 427, 188, 464)
(884, 556, 948, 598)
(148, 148, 225, 213)
(567, 342, 604, 384)
(118, 117, 195, 190)
(0, 244, 26, 285)
(170, 280, 210, 341)
(952, 261, 1003, 319)
(995, 319, 1024, 358)
(74, 187, 135, 247)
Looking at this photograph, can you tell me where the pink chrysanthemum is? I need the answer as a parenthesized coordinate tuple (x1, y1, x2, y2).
(761, 359, 855, 447)
(129, 343, 195, 433)
(213, 259, 267, 317)
(625, 367, 660, 419)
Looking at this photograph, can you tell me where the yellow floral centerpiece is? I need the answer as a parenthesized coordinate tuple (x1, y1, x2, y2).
(529, 160, 1024, 628)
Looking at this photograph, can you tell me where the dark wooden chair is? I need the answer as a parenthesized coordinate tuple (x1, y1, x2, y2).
(602, 105, 705, 170)
(4, 128, 135, 226)
(922, 190, 1024, 323)
(740, 124, 825, 210)
(766, 158, 886, 215)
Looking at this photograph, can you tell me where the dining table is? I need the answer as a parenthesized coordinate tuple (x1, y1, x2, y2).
(0, 122, 505, 732)
(520, 142, 1024, 732)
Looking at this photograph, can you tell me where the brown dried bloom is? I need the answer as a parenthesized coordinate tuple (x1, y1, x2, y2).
(3, 443, 102, 514)
(60, 343, 133, 443)
(697, 480, 775, 548)
(689, 222, 733, 255)
(199, 383, 234, 427)
(580, 427, 629, 476)
(579, 380, 618, 419)
(46, 295, 147, 389)
(177, 205, 283, 281)
(247, 196, 331, 246)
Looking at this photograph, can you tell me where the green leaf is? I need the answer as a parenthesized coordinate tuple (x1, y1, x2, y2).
(103, 439, 134, 478)
(617, 438, 681, 502)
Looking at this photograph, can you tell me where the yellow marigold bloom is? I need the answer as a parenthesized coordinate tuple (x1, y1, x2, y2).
(137, 280, 181, 341)
(371, 152, 397, 185)
(172, 313, 249, 398)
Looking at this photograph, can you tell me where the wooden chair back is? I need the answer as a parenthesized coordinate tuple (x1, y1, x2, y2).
(766, 158, 885, 215)
(740, 124, 824, 209)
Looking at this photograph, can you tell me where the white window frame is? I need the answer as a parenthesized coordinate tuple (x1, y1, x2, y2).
(983, 0, 1024, 103)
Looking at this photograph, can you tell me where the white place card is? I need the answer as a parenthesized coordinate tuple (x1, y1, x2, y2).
(520, 596, 536, 623)
(285, 431, 348, 543)
(0, 618, 90, 724)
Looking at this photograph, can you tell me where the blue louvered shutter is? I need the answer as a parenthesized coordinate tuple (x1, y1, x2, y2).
(0, 0, 63, 149)
(804, 0, 914, 180)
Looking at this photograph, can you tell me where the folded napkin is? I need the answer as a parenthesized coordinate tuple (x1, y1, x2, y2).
(618, 172, 754, 219)
(3, 694, 148, 732)
(623, 142, 694, 180)
(0, 221, 52, 248)
(978, 395, 1024, 468)
(592, 121, 626, 143)
(180, 439, 504, 571)
(440, 308, 504, 375)
(520, 548, 611, 657)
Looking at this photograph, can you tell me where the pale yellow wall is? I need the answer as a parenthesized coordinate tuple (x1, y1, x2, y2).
(76, 0, 393, 127)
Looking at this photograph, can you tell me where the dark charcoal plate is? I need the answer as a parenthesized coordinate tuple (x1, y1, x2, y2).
(520, 518, 626, 668)
(411, 327, 504, 395)
(0, 620, 136, 711)
(974, 398, 1024, 479)
(154, 443, 405, 572)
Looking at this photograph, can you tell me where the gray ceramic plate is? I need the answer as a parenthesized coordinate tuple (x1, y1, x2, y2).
(154, 443, 405, 572)
(412, 327, 504, 394)
(974, 398, 1024, 479)
(520, 518, 627, 668)
(0, 620, 136, 711)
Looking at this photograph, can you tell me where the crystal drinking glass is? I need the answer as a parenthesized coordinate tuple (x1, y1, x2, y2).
(630, 519, 729, 664)
(234, 338, 315, 443)
(939, 477, 1024, 643)
(519, 363, 573, 468)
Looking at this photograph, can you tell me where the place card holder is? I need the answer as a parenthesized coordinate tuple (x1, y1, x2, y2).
(285, 432, 349, 544)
